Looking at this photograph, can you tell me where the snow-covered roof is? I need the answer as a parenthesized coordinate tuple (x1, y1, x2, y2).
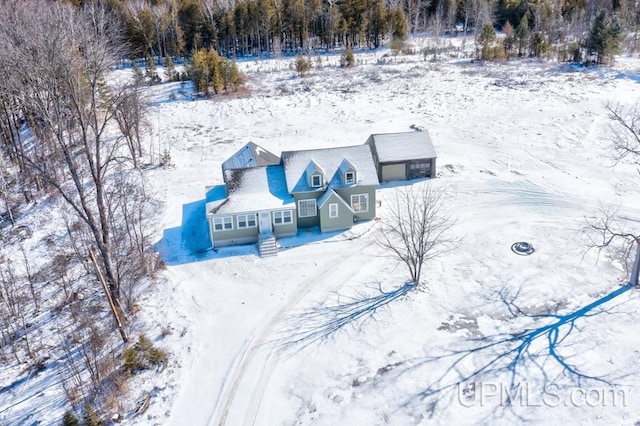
(281, 145, 379, 193)
(207, 165, 294, 215)
(221, 142, 281, 172)
(368, 131, 437, 163)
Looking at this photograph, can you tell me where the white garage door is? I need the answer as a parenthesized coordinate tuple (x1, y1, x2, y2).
(381, 164, 406, 182)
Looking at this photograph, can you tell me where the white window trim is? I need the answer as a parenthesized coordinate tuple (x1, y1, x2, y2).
(213, 216, 234, 232)
(329, 203, 338, 218)
(273, 210, 293, 225)
(236, 214, 257, 229)
(311, 174, 323, 188)
(350, 194, 369, 213)
(344, 171, 355, 184)
(298, 199, 317, 218)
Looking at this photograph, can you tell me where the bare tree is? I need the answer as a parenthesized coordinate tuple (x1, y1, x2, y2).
(379, 184, 456, 286)
(607, 102, 640, 165)
(0, 1, 150, 310)
(585, 102, 640, 286)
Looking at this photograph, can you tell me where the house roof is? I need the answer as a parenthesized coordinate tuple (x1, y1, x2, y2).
(281, 145, 379, 193)
(207, 165, 294, 215)
(221, 142, 281, 172)
(368, 131, 437, 163)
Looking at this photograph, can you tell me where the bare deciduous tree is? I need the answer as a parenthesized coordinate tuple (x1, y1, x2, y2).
(0, 1, 156, 316)
(585, 102, 640, 286)
(379, 184, 456, 286)
(607, 102, 640, 165)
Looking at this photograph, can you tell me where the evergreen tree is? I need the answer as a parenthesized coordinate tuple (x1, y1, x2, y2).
(132, 62, 144, 85)
(503, 21, 515, 56)
(294, 53, 312, 76)
(587, 10, 623, 65)
(145, 54, 160, 84)
(164, 55, 177, 82)
(224, 59, 245, 91)
(83, 403, 101, 426)
(531, 32, 547, 57)
(516, 15, 529, 57)
(478, 23, 496, 59)
(389, 7, 407, 42)
(206, 49, 224, 94)
(341, 46, 356, 67)
(61, 411, 80, 426)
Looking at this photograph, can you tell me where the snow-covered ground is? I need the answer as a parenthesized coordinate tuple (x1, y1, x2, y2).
(3, 40, 640, 425)
(129, 48, 640, 426)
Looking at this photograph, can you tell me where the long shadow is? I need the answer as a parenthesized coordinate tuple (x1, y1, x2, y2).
(273, 282, 415, 354)
(401, 283, 635, 419)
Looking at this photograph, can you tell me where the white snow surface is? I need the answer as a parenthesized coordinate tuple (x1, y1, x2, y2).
(141, 52, 640, 426)
(3, 43, 640, 426)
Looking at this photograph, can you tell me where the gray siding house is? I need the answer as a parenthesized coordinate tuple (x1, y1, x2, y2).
(366, 131, 437, 182)
(281, 145, 379, 233)
(205, 131, 437, 256)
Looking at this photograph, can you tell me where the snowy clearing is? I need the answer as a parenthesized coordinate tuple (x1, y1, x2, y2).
(3, 43, 640, 425)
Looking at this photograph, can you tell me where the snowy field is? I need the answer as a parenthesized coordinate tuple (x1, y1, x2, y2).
(130, 47, 640, 426)
(3, 40, 640, 425)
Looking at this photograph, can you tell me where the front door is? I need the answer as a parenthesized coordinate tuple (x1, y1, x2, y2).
(259, 211, 272, 234)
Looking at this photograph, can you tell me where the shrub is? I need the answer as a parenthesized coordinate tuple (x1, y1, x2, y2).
(294, 53, 312, 76)
(123, 334, 167, 375)
(83, 403, 102, 426)
(340, 47, 355, 68)
(61, 410, 80, 426)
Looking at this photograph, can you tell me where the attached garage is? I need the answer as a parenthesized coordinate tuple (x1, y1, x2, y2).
(381, 163, 406, 181)
(366, 131, 437, 182)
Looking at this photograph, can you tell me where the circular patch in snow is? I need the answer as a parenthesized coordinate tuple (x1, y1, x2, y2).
(511, 242, 535, 256)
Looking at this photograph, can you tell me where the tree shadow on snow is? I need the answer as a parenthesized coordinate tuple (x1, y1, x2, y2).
(398, 283, 637, 423)
(271, 281, 415, 354)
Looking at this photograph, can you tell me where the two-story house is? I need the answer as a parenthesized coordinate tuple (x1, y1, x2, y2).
(205, 131, 437, 256)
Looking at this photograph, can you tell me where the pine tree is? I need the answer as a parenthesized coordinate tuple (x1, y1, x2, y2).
(61, 411, 80, 426)
(145, 54, 160, 84)
(531, 32, 547, 58)
(478, 23, 496, 60)
(516, 15, 529, 57)
(503, 21, 515, 56)
(83, 403, 101, 426)
(294, 53, 312, 76)
(206, 49, 224, 94)
(227, 59, 245, 91)
(341, 46, 355, 67)
(164, 55, 177, 82)
(389, 8, 407, 42)
(132, 62, 144, 85)
(587, 10, 623, 65)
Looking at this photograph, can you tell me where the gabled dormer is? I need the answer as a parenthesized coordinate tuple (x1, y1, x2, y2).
(338, 158, 358, 186)
(305, 160, 325, 189)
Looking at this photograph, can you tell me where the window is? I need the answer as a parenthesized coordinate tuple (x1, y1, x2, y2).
(311, 174, 323, 188)
(273, 210, 293, 225)
(408, 162, 431, 179)
(344, 171, 355, 184)
(350, 194, 369, 213)
(213, 216, 233, 232)
(329, 203, 338, 218)
(298, 199, 317, 218)
(237, 214, 257, 229)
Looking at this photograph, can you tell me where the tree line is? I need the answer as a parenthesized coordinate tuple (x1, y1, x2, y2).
(53, 0, 640, 64)
(0, 0, 165, 421)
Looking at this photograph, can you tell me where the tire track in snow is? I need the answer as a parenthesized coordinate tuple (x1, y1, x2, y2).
(211, 240, 374, 426)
